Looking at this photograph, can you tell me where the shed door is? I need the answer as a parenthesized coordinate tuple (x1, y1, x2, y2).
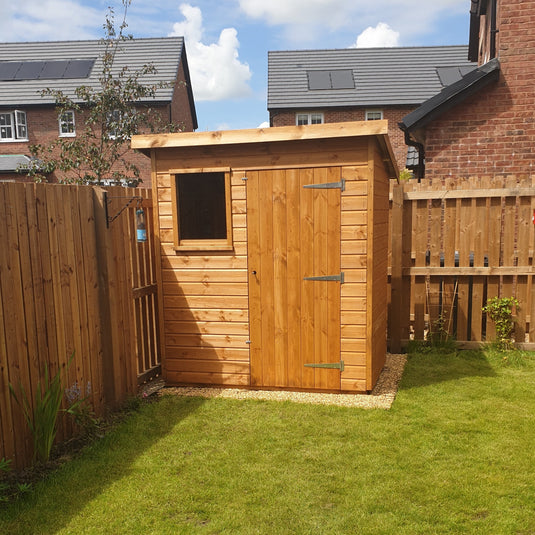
(246, 167, 342, 391)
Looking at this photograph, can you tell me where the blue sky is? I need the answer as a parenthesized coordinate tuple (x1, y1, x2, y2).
(0, 0, 471, 131)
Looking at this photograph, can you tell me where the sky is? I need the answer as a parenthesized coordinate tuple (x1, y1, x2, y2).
(0, 0, 472, 132)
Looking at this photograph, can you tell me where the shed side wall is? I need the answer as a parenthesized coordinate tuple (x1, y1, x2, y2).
(369, 140, 389, 388)
(340, 164, 369, 392)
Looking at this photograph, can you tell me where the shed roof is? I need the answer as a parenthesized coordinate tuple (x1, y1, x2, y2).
(268, 45, 475, 110)
(132, 120, 399, 179)
(0, 37, 191, 108)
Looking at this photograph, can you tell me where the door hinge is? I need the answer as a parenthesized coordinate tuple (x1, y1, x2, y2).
(241, 176, 248, 181)
(245, 340, 252, 344)
(304, 360, 345, 371)
(303, 272, 344, 284)
(303, 178, 345, 191)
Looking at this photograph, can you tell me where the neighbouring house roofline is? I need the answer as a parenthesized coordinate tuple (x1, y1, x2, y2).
(268, 45, 476, 111)
(398, 57, 500, 142)
(0, 37, 197, 128)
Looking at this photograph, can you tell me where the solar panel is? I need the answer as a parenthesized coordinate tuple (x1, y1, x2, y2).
(308, 69, 354, 90)
(330, 69, 354, 89)
(308, 71, 331, 90)
(0, 62, 22, 81)
(63, 59, 95, 79)
(437, 66, 461, 87)
(40, 60, 69, 79)
(16, 61, 46, 80)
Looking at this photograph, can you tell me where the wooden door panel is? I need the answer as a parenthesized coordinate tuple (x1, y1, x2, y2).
(247, 167, 342, 391)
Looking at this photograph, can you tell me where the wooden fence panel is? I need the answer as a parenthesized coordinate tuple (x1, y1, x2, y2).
(389, 175, 535, 350)
(0, 183, 159, 468)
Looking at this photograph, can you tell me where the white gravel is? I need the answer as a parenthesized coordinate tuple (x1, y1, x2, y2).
(148, 353, 407, 409)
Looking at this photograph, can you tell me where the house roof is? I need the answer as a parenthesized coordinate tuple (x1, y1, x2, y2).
(268, 45, 476, 110)
(399, 57, 500, 138)
(0, 37, 195, 114)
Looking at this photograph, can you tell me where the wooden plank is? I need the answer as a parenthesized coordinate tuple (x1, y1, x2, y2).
(389, 183, 403, 352)
(300, 167, 316, 389)
(326, 166, 341, 391)
(259, 169, 276, 386)
(164, 321, 249, 335)
(132, 120, 389, 149)
(166, 370, 250, 386)
(401, 187, 535, 200)
(286, 168, 302, 388)
(0, 185, 16, 463)
(166, 347, 250, 361)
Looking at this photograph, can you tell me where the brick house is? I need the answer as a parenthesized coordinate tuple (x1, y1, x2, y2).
(0, 37, 197, 187)
(400, 0, 534, 181)
(268, 46, 475, 173)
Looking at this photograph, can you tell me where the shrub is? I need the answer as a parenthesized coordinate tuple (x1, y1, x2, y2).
(483, 297, 519, 351)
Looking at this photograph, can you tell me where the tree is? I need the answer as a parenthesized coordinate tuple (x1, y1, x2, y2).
(25, 0, 182, 186)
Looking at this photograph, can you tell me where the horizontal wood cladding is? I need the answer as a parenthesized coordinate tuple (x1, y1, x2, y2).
(339, 164, 369, 392)
(156, 169, 250, 387)
(153, 138, 370, 173)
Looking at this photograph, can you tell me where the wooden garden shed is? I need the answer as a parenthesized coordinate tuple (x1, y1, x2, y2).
(132, 120, 398, 393)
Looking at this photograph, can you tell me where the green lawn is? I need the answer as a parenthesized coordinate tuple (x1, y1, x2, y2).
(1, 348, 535, 534)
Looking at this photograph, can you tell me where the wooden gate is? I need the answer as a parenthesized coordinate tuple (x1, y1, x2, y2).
(246, 167, 343, 391)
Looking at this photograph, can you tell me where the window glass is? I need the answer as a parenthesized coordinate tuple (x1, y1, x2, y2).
(59, 110, 76, 136)
(0, 110, 27, 141)
(296, 113, 324, 126)
(0, 113, 13, 139)
(177, 173, 227, 241)
(366, 110, 383, 121)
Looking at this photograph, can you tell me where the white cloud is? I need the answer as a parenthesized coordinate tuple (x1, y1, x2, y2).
(257, 121, 269, 128)
(238, 0, 467, 42)
(352, 23, 400, 48)
(0, 0, 102, 41)
(169, 3, 252, 102)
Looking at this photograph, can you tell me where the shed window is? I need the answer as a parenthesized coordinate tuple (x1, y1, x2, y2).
(173, 172, 233, 251)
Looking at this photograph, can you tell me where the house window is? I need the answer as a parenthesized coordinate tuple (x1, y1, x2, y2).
(106, 109, 121, 139)
(296, 113, 324, 126)
(172, 171, 233, 251)
(366, 110, 383, 121)
(0, 110, 28, 141)
(59, 110, 76, 137)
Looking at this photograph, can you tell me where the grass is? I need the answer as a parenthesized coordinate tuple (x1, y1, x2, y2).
(1, 347, 535, 534)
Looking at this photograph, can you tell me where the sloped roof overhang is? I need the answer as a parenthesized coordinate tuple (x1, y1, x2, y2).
(399, 57, 500, 141)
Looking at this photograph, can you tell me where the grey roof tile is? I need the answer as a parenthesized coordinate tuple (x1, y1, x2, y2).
(268, 45, 476, 110)
(0, 37, 185, 106)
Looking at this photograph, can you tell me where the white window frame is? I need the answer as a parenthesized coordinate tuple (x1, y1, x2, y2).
(296, 112, 324, 126)
(0, 110, 28, 142)
(59, 110, 76, 137)
(365, 109, 383, 121)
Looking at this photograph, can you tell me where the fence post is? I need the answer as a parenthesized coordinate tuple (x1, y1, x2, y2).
(390, 183, 404, 353)
(93, 187, 116, 407)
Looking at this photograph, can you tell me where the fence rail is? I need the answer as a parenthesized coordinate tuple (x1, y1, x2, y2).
(389, 175, 535, 351)
(0, 183, 160, 468)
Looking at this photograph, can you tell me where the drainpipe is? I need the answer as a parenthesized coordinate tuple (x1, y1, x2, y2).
(490, 0, 498, 59)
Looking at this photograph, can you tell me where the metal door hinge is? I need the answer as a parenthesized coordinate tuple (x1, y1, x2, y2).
(303, 179, 345, 191)
(304, 360, 345, 371)
(245, 340, 252, 344)
(303, 272, 344, 284)
(241, 176, 248, 181)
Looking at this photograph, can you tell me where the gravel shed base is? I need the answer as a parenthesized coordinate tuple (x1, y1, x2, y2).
(148, 354, 406, 409)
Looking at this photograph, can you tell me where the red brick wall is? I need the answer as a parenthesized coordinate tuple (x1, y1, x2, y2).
(424, 0, 535, 180)
(271, 106, 414, 172)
